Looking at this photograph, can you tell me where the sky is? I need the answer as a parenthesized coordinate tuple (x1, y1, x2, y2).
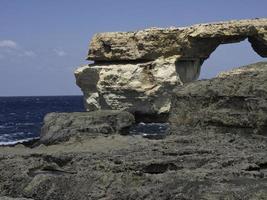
(0, 0, 266, 96)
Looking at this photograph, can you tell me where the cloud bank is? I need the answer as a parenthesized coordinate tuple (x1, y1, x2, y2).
(0, 40, 18, 49)
(0, 40, 36, 58)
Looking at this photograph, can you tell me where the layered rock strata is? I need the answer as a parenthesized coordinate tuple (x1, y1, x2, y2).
(169, 62, 267, 134)
(75, 18, 267, 119)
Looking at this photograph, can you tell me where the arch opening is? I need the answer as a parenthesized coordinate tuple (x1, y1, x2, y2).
(199, 39, 267, 79)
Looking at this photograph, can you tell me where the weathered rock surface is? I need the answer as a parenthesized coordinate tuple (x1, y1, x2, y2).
(0, 197, 33, 200)
(169, 62, 267, 134)
(1, 62, 267, 199)
(75, 56, 195, 120)
(76, 18, 267, 118)
(0, 127, 266, 199)
(39, 110, 135, 145)
(88, 18, 267, 61)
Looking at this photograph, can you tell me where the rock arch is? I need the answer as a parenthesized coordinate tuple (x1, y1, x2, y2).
(76, 18, 267, 120)
(200, 39, 266, 79)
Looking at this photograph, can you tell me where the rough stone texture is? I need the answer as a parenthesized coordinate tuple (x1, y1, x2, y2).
(75, 56, 194, 119)
(169, 62, 267, 134)
(87, 18, 267, 61)
(0, 127, 266, 200)
(76, 18, 267, 118)
(39, 110, 135, 145)
(0, 197, 33, 200)
(1, 62, 267, 199)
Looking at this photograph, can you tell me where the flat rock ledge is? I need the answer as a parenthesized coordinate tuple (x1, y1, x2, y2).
(75, 18, 267, 120)
(88, 18, 267, 61)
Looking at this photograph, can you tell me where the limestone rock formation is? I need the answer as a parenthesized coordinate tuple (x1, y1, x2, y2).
(88, 18, 267, 61)
(76, 18, 267, 119)
(39, 110, 135, 145)
(169, 62, 267, 134)
(75, 56, 189, 121)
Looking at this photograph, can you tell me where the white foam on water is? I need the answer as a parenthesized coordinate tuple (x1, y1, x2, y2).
(15, 122, 35, 126)
(0, 137, 39, 146)
(0, 132, 37, 144)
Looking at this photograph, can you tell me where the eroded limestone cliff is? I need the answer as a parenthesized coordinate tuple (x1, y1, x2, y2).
(75, 18, 267, 119)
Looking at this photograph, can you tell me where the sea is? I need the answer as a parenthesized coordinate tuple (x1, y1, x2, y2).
(0, 96, 84, 145)
(0, 96, 169, 146)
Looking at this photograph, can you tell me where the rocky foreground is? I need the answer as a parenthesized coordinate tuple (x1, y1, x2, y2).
(0, 62, 267, 200)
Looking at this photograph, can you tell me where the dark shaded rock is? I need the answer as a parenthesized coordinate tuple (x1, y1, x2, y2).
(169, 62, 267, 134)
(1, 63, 267, 199)
(0, 197, 33, 200)
(39, 110, 135, 145)
(0, 126, 267, 200)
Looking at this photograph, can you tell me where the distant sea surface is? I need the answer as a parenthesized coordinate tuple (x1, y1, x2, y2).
(0, 96, 84, 145)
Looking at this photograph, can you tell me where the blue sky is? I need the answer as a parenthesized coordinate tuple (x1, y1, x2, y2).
(0, 0, 266, 96)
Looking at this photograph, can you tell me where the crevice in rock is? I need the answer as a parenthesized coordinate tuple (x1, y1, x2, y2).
(258, 162, 267, 170)
(134, 112, 169, 123)
(42, 155, 73, 168)
(28, 166, 76, 177)
(142, 162, 179, 174)
(93, 59, 153, 65)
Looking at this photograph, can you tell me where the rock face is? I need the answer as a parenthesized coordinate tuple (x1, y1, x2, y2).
(1, 62, 267, 199)
(75, 18, 267, 119)
(75, 56, 184, 121)
(39, 110, 135, 145)
(169, 62, 267, 134)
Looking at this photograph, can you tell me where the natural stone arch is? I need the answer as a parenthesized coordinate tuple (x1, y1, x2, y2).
(76, 18, 267, 120)
(199, 39, 267, 79)
(175, 34, 267, 83)
(87, 18, 267, 62)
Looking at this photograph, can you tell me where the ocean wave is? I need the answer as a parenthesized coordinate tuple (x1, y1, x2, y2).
(0, 137, 39, 146)
(15, 122, 36, 126)
(0, 132, 37, 143)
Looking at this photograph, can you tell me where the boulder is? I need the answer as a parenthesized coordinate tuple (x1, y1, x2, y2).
(169, 62, 267, 134)
(75, 18, 267, 119)
(39, 110, 135, 145)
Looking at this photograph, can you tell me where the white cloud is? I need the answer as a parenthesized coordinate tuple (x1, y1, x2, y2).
(0, 40, 18, 49)
(54, 49, 67, 57)
(24, 50, 36, 57)
(0, 40, 37, 59)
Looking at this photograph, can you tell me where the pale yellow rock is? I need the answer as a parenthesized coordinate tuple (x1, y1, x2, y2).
(75, 56, 197, 116)
(88, 18, 267, 61)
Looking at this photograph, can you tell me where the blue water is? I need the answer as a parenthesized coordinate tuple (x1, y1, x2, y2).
(0, 96, 84, 145)
(0, 96, 169, 145)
